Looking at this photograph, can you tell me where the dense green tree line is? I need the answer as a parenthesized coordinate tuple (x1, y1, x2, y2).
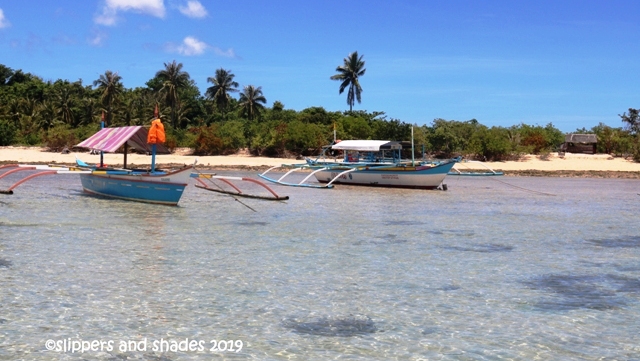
(1, 62, 639, 161)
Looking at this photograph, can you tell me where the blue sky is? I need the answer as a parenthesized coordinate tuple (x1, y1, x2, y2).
(0, 0, 639, 132)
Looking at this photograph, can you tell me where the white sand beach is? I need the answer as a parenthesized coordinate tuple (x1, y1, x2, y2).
(1, 146, 640, 174)
(453, 152, 640, 173)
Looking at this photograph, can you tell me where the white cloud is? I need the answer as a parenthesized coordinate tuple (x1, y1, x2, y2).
(179, 36, 207, 55)
(88, 30, 108, 46)
(95, 0, 166, 26)
(0, 9, 11, 28)
(164, 37, 238, 58)
(179, 1, 207, 18)
(213, 47, 237, 58)
(165, 36, 208, 56)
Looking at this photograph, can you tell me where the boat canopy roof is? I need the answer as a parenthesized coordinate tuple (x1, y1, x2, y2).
(331, 140, 402, 151)
(76, 126, 170, 154)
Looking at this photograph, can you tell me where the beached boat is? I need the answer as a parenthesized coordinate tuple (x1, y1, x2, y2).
(259, 140, 457, 189)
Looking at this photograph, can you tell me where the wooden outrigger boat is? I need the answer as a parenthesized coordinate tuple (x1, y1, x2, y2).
(1, 113, 288, 204)
(0, 123, 194, 205)
(259, 140, 457, 190)
(74, 164, 194, 206)
(73, 119, 195, 205)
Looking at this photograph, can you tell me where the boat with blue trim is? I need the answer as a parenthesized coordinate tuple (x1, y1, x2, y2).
(71, 115, 193, 205)
(75, 164, 192, 206)
(259, 140, 457, 189)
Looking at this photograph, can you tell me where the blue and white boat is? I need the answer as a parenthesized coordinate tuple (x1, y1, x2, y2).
(73, 125, 193, 205)
(75, 165, 192, 206)
(259, 140, 457, 189)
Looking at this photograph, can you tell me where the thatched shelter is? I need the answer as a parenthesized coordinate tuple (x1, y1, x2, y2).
(561, 134, 597, 154)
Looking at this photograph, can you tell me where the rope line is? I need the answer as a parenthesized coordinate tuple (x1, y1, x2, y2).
(488, 177, 557, 196)
(454, 160, 555, 196)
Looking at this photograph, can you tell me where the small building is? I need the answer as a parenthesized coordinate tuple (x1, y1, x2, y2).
(561, 134, 597, 154)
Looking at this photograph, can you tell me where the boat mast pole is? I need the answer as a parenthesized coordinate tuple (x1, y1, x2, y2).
(151, 144, 156, 173)
(100, 111, 105, 167)
(333, 122, 336, 143)
(150, 105, 159, 173)
(411, 125, 415, 166)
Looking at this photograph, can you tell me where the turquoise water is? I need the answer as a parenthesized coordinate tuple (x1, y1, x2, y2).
(1, 172, 639, 360)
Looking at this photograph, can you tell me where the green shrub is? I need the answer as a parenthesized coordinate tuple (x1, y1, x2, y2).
(0, 119, 16, 146)
(469, 126, 512, 161)
(632, 135, 640, 162)
(193, 125, 224, 155)
(218, 120, 247, 153)
(43, 124, 77, 151)
(284, 120, 326, 155)
(247, 120, 286, 156)
(16, 131, 42, 146)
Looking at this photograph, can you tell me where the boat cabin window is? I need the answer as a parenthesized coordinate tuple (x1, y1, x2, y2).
(346, 151, 360, 162)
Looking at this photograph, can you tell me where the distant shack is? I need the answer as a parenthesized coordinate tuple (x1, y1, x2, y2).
(561, 134, 597, 154)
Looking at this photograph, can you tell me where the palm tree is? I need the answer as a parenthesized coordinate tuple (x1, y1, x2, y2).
(119, 96, 141, 126)
(330, 51, 366, 112)
(205, 68, 239, 119)
(55, 87, 74, 126)
(79, 97, 100, 127)
(7, 98, 22, 126)
(39, 100, 57, 130)
(18, 98, 41, 144)
(238, 85, 267, 121)
(155, 60, 191, 128)
(174, 104, 192, 129)
(93, 70, 122, 126)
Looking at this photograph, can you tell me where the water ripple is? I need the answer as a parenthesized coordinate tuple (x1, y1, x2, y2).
(426, 229, 475, 237)
(436, 284, 461, 291)
(382, 220, 424, 226)
(237, 221, 269, 226)
(354, 234, 408, 245)
(443, 243, 514, 253)
(0, 221, 43, 227)
(283, 315, 377, 337)
(586, 236, 640, 248)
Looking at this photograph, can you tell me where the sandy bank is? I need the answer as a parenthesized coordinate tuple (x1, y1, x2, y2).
(1, 147, 640, 177)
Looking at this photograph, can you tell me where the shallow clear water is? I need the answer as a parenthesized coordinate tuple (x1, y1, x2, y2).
(1, 172, 639, 360)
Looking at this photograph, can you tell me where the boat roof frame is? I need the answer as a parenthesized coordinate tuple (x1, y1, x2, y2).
(331, 140, 402, 151)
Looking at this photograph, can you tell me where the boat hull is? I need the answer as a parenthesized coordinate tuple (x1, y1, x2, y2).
(312, 162, 455, 189)
(79, 167, 192, 205)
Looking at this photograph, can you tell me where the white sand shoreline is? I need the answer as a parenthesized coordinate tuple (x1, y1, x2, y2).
(1, 146, 640, 174)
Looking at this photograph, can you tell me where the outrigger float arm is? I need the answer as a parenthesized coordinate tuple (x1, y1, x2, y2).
(0, 169, 57, 194)
(325, 168, 358, 187)
(258, 165, 334, 189)
(448, 160, 504, 176)
(191, 173, 289, 201)
(258, 163, 386, 189)
(0, 164, 92, 195)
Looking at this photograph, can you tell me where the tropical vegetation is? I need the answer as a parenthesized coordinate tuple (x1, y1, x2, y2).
(0, 62, 639, 161)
